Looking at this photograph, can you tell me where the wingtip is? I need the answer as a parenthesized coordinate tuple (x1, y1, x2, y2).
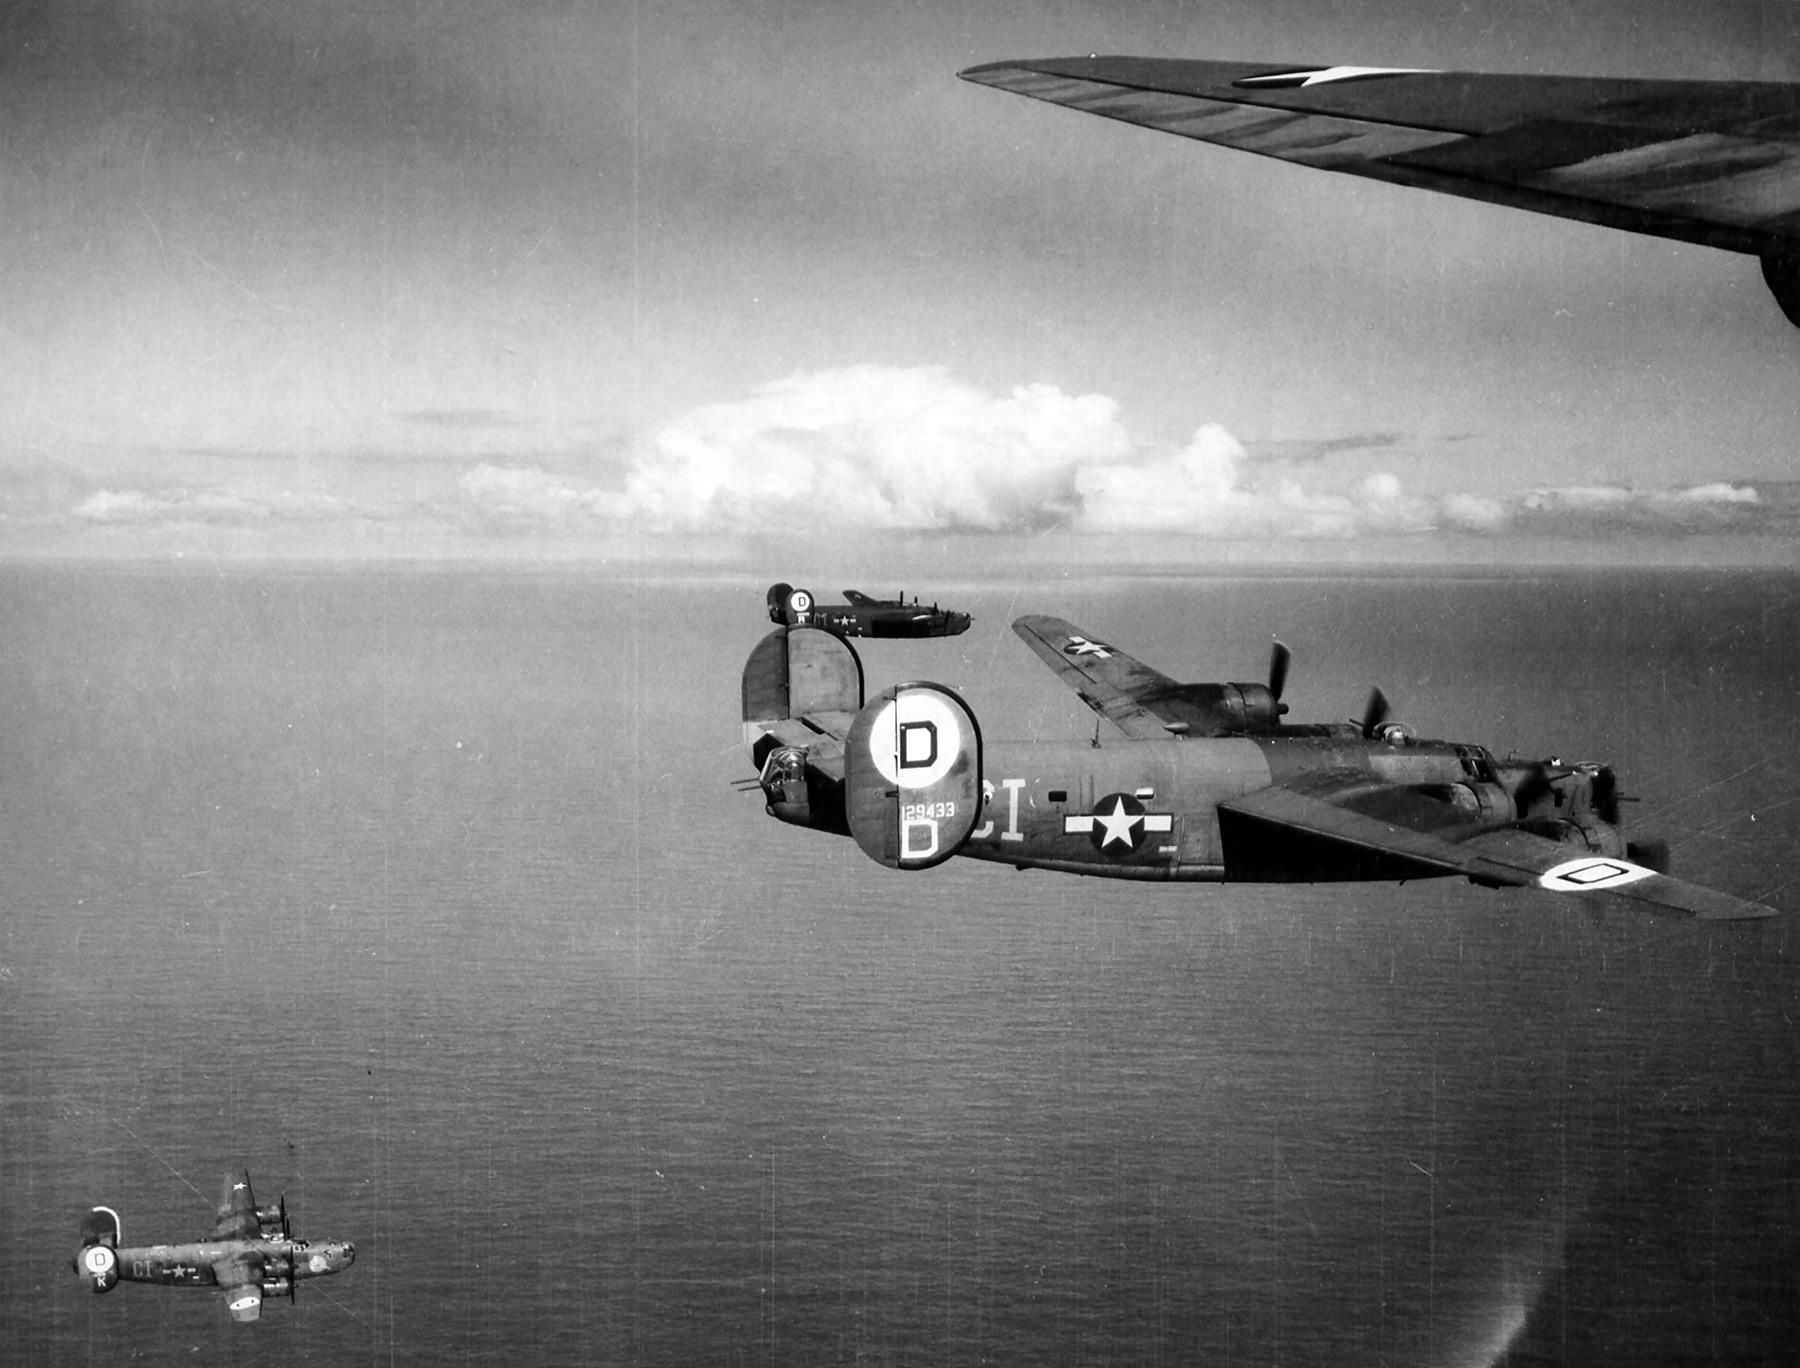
(1632, 874, 1784, 922)
(1693, 896, 1785, 922)
(958, 57, 1108, 82)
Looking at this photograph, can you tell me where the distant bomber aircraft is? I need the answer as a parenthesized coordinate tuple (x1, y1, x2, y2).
(766, 582, 972, 638)
(959, 57, 1800, 327)
(73, 1171, 354, 1322)
(739, 617, 1780, 919)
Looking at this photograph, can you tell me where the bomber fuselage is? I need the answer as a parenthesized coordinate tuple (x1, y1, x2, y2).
(80, 1239, 355, 1290)
(763, 728, 1616, 882)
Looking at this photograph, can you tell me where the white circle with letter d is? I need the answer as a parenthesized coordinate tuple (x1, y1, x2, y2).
(866, 692, 962, 789)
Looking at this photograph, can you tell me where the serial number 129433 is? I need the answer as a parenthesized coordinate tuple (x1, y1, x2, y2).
(900, 801, 956, 821)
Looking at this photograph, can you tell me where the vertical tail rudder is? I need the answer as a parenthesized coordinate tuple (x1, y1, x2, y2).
(74, 1206, 122, 1292)
(845, 683, 984, 869)
(742, 626, 865, 834)
(741, 626, 864, 762)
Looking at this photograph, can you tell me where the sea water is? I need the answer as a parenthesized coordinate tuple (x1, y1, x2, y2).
(1, 563, 1795, 1365)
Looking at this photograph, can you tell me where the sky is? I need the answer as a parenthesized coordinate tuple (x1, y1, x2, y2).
(1, 0, 1796, 567)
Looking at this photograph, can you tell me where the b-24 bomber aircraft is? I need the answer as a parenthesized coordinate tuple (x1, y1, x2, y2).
(740, 616, 1778, 919)
(73, 1171, 355, 1322)
(959, 57, 1800, 327)
(766, 582, 972, 638)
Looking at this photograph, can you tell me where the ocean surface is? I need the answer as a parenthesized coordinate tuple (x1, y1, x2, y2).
(1, 562, 1795, 1366)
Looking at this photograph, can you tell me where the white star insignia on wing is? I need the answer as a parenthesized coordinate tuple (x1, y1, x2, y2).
(1236, 65, 1435, 88)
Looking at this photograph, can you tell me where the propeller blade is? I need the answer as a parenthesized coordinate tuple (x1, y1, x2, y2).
(1360, 688, 1390, 739)
(1268, 639, 1290, 703)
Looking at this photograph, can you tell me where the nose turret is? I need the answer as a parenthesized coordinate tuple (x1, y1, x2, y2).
(299, 1240, 356, 1276)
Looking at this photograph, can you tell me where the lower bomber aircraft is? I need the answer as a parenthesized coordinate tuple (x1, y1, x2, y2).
(72, 1171, 355, 1322)
(740, 616, 1779, 919)
(766, 582, 972, 638)
(958, 57, 1800, 327)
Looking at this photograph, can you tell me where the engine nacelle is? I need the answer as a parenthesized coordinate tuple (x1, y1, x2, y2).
(1223, 682, 1287, 733)
(1512, 763, 1626, 856)
(78, 1243, 119, 1293)
(1444, 780, 1513, 823)
(1524, 815, 1629, 858)
(261, 1277, 293, 1297)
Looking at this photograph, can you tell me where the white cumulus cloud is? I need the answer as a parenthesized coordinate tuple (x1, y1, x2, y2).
(448, 367, 1772, 544)
(615, 365, 1130, 531)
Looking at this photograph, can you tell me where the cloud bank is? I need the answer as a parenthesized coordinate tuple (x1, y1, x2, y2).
(73, 487, 369, 525)
(457, 365, 1768, 542)
(22, 366, 1779, 556)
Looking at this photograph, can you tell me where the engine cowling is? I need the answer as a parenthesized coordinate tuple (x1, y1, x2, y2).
(79, 1243, 119, 1293)
(1445, 780, 1513, 823)
(261, 1277, 293, 1296)
(1222, 682, 1286, 733)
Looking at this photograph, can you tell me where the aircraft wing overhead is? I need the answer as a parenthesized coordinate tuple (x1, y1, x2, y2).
(1221, 775, 1780, 919)
(1012, 615, 1185, 740)
(213, 1252, 264, 1322)
(959, 57, 1800, 323)
(214, 1171, 259, 1241)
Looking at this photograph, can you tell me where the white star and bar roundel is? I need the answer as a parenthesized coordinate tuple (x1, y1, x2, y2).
(1064, 792, 1173, 855)
(1233, 66, 1437, 89)
(1063, 635, 1112, 658)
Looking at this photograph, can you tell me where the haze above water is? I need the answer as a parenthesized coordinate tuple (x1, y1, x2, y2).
(2, 563, 1795, 1365)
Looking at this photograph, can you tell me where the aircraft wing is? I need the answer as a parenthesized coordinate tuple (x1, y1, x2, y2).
(214, 1171, 259, 1241)
(1012, 615, 1189, 740)
(958, 57, 1800, 324)
(212, 1251, 264, 1322)
(1220, 773, 1780, 919)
